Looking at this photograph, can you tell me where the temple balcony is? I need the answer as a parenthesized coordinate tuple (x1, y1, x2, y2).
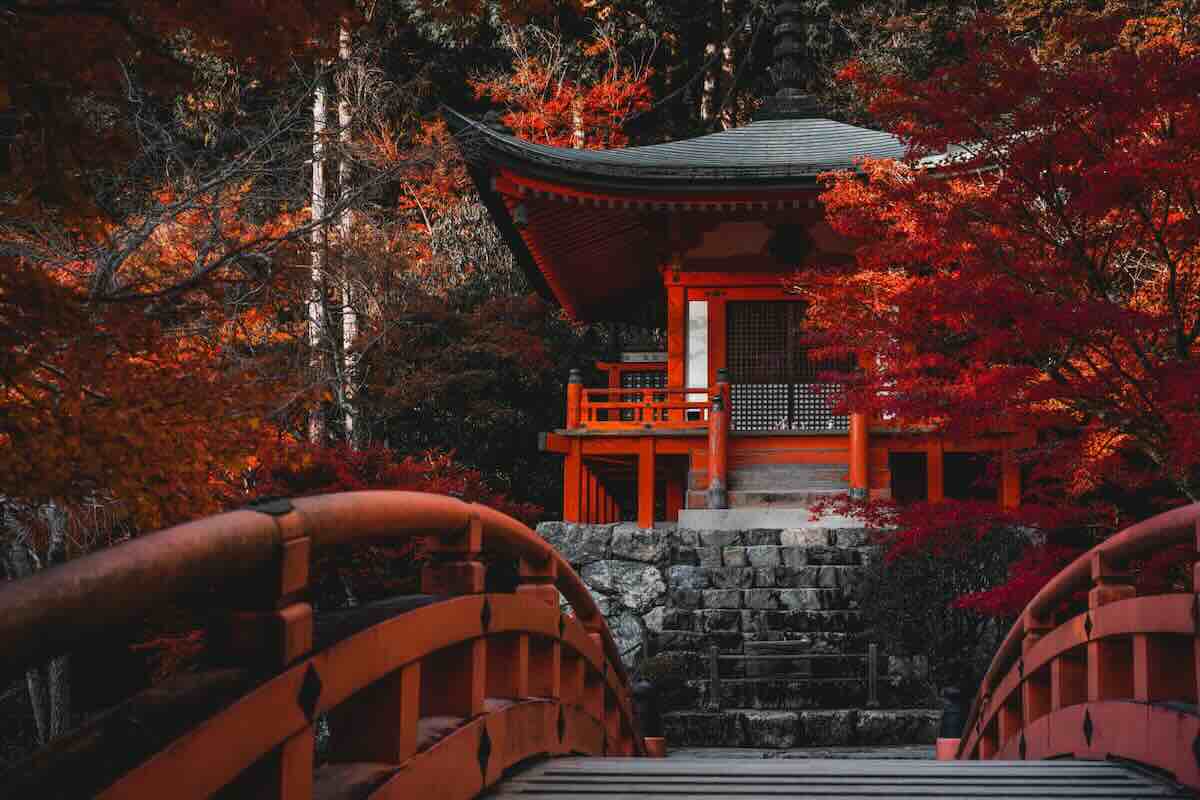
(541, 362, 1029, 530)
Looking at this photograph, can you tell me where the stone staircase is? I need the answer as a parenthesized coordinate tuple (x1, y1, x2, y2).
(654, 524, 940, 748)
(686, 464, 850, 510)
(536, 515, 940, 751)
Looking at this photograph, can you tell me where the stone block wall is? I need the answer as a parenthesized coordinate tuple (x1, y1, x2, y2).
(536, 521, 670, 666)
(534, 523, 882, 667)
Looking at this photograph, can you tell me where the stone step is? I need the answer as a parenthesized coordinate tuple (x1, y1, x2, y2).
(661, 609, 865, 637)
(687, 489, 847, 510)
(661, 709, 941, 749)
(675, 529, 873, 549)
(678, 508, 868, 530)
(694, 678, 871, 711)
(689, 464, 850, 492)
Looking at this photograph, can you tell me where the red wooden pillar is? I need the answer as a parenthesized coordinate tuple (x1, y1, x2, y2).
(849, 412, 869, 500)
(638, 438, 656, 529)
(927, 440, 945, 503)
(667, 283, 686, 389)
(587, 469, 600, 524)
(1000, 447, 1020, 508)
(665, 474, 684, 521)
(707, 295, 727, 387)
(566, 368, 583, 428)
(1086, 552, 1135, 703)
(706, 369, 730, 510)
(563, 440, 583, 523)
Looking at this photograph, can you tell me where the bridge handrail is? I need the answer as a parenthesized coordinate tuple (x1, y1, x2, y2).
(957, 502, 1200, 774)
(0, 490, 629, 689)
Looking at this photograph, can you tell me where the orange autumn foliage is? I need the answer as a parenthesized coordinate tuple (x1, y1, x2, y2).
(0, 255, 295, 529)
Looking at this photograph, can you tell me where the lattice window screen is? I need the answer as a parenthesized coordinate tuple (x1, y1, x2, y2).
(620, 370, 667, 390)
(727, 301, 852, 432)
(617, 370, 667, 422)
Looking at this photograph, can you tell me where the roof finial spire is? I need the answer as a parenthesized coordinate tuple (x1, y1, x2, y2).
(758, 1, 825, 120)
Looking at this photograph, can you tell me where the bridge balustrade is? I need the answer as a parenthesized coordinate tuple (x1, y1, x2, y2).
(955, 503, 1200, 790)
(0, 491, 646, 799)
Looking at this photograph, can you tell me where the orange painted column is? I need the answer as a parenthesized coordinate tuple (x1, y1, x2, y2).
(566, 368, 583, 428)
(849, 412, 869, 500)
(638, 438, 656, 529)
(706, 369, 730, 510)
(666, 283, 686, 389)
(563, 440, 583, 523)
(927, 441, 945, 503)
(665, 475, 684, 522)
(588, 470, 600, 524)
(1000, 448, 1020, 508)
(707, 295, 727, 387)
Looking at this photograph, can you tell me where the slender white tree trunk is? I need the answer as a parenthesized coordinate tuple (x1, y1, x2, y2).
(720, 0, 737, 130)
(2, 506, 49, 745)
(337, 22, 359, 448)
(309, 69, 329, 445)
(42, 502, 70, 740)
(571, 98, 585, 149)
(700, 41, 717, 124)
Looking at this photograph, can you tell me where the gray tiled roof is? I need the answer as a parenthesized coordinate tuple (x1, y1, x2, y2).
(446, 107, 909, 183)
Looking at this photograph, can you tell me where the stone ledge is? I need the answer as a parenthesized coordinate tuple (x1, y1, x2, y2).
(662, 708, 941, 749)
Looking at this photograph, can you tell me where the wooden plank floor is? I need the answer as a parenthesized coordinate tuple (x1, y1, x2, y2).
(487, 758, 1192, 798)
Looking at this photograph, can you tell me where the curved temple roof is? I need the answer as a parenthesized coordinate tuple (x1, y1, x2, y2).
(443, 106, 913, 321)
(445, 107, 909, 186)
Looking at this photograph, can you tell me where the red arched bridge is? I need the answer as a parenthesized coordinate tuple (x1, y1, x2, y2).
(0, 492, 1197, 798)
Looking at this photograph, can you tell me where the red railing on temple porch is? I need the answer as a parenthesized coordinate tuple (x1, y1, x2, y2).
(546, 368, 875, 529)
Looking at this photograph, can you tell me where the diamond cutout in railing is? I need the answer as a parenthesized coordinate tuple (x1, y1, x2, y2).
(1019, 734, 1027, 760)
(1084, 613, 1093, 639)
(477, 725, 493, 779)
(557, 705, 566, 742)
(1083, 709, 1094, 747)
(298, 663, 323, 721)
(481, 596, 492, 634)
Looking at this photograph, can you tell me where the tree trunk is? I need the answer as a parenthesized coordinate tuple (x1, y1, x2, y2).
(3, 507, 50, 746)
(719, 0, 738, 130)
(337, 23, 359, 448)
(700, 41, 718, 125)
(309, 68, 330, 445)
(43, 502, 70, 740)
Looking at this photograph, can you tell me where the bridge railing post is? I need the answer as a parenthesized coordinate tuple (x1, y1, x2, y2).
(209, 500, 316, 799)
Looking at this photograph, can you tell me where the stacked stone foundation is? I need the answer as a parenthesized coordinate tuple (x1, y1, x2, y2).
(536, 520, 940, 748)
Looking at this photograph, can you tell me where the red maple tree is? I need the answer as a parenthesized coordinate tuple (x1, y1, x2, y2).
(799, 8, 1200, 615)
(800, 10, 1200, 509)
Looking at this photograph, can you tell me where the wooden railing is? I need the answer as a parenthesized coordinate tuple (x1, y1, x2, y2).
(706, 642, 882, 710)
(576, 387, 710, 430)
(955, 503, 1200, 790)
(0, 491, 647, 799)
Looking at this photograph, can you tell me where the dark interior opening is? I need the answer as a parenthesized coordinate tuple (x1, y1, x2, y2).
(889, 452, 928, 505)
(944, 452, 996, 501)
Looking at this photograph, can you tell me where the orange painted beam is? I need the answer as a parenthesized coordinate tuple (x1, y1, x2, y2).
(498, 169, 819, 208)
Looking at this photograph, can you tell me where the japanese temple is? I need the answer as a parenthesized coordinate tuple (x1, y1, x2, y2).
(447, 3, 1029, 529)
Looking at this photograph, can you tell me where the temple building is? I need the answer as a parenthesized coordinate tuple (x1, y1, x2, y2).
(448, 2, 1029, 530)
